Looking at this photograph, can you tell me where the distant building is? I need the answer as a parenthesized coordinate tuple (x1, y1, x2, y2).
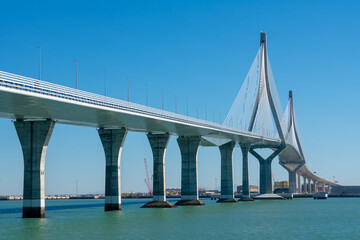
(331, 186, 360, 194)
(165, 188, 220, 196)
(166, 188, 181, 196)
(199, 188, 220, 196)
(237, 185, 259, 194)
(274, 181, 289, 189)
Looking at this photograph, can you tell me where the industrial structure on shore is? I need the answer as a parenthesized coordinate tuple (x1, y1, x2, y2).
(0, 32, 339, 218)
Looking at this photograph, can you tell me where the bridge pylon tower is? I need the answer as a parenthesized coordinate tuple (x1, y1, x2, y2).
(248, 32, 286, 195)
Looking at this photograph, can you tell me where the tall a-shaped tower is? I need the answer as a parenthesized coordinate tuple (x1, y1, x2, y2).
(224, 32, 286, 195)
(248, 32, 286, 195)
(279, 91, 306, 193)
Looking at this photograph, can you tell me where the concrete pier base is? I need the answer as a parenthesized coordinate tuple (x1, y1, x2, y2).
(14, 119, 55, 218)
(239, 197, 254, 202)
(98, 128, 127, 211)
(175, 200, 205, 206)
(175, 136, 204, 206)
(217, 198, 238, 203)
(218, 141, 236, 203)
(141, 201, 176, 208)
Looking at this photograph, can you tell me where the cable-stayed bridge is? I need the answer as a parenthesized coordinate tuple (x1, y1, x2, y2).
(0, 32, 337, 218)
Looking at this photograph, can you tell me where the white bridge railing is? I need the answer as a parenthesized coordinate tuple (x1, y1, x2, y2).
(0, 70, 277, 140)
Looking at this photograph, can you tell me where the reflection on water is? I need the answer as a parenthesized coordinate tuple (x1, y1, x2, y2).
(1, 198, 360, 239)
(0, 200, 151, 214)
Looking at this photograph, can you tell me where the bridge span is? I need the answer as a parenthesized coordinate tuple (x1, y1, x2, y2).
(0, 32, 338, 218)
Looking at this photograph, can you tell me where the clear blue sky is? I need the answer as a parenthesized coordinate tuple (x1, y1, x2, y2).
(0, 0, 359, 195)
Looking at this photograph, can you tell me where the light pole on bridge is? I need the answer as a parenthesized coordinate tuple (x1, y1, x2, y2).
(104, 70, 107, 96)
(175, 95, 177, 113)
(36, 46, 41, 80)
(75, 60, 78, 89)
(162, 90, 164, 110)
(127, 78, 130, 102)
(196, 103, 198, 119)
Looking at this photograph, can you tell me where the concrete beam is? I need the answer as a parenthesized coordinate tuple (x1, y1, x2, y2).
(175, 136, 204, 206)
(280, 162, 303, 194)
(142, 133, 176, 208)
(14, 119, 55, 218)
(217, 141, 237, 202)
(98, 128, 127, 211)
(250, 146, 284, 194)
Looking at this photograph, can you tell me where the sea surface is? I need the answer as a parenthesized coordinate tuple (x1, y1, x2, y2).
(1, 198, 360, 239)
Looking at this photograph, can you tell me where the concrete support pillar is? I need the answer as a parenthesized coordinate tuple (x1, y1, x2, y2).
(297, 174, 301, 193)
(98, 128, 127, 211)
(314, 181, 318, 193)
(322, 182, 325, 192)
(259, 160, 272, 194)
(240, 144, 251, 199)
(175, 136, 204, 206)
(312, 181, 315, 193)
(14, 119, 55, 218)
(217, 141, 237, 202)
(142, 133, 176, 208)
(288, 171, 297, 194)
(303, 176, 307, 193)
(250, 147, 284, 194)
(307, 179, 311, 193)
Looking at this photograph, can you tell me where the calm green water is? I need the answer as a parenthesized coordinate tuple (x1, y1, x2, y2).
(1, 198, 360, 239)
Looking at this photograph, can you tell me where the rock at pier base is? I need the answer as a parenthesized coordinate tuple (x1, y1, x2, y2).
(141, 201, 177, 208)
(175, 200, 205, 206)
(253, 194, 284, 200)
(217, 198, 238, 203)
(239, 197, 254, 202)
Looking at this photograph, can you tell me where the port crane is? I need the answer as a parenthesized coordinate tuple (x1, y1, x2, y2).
(144, 158, 153, 195)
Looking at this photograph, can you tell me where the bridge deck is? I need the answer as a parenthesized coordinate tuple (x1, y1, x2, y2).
(0, 71, 279, 146)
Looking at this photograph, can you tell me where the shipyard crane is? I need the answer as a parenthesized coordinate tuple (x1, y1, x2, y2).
(144, 158, 153, 195)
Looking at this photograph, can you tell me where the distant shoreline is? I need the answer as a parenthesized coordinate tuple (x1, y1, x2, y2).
(2, 194, 360, 201)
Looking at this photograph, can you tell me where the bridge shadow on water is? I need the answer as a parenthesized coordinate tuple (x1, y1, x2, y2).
(0, 200, 150, 215)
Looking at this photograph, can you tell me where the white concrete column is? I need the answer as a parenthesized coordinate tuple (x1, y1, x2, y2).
(98, 128, 127, 211)
(218, 141, 236, 202)
(302, 176, 307, 193)
(15, 119, 55, 218)
(297, 174, 301, 193)
(147, 133, 170, 202)
(240, 144, 251, 199)
(176, 136, 204, 206)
